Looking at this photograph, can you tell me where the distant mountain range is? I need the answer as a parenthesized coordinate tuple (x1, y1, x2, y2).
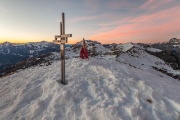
(0, 41, 71, 70)
(0, 38, 179, 78)
(151, 38, 180, 51)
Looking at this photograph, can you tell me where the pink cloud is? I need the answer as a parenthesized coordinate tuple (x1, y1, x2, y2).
(140, 0, 155, 9)
(140, 0, 174, 9)
(90, 6, 180, 43)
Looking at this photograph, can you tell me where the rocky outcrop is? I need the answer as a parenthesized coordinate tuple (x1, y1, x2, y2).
(147, 50, 180, 70)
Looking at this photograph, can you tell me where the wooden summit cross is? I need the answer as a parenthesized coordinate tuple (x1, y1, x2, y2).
(53, 13, 72, 85)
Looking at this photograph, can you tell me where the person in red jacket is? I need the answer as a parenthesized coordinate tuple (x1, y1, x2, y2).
(80, 38, 89, 59)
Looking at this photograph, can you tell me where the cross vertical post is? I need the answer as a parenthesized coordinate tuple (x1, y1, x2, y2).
(61, 13, 65, 84)
(53, 12, 72, 85)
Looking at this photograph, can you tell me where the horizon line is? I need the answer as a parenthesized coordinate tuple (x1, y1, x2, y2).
(0, 38, 178, 44)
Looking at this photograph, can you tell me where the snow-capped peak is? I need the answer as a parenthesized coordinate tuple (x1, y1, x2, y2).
(117, 42, 135, 52)
(1, 41, 12, 47)
(168, 38, 180, 44)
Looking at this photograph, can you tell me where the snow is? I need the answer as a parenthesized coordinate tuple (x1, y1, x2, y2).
(29, 50, 35, 54)
(117, 43, 162, 54)
(80, 40, 110, 54)
(2, 41, 12, 47)
(116, 47, 180, 76)
(71, 40, 110, 56)
(7, 49, 10, 54)
(29, 55, 33, 58)
(117, 42, 134, 52)
(94, 44, 110, 54)
(66, 51, 79, 58)
(173, 45, 180, 47)
(146, 47, 162, 52)
(0, 57, 180, 120)
(117, 47, 164, 69)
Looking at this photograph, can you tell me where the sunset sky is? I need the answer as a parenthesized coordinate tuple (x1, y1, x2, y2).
(0, 0, 180, 44)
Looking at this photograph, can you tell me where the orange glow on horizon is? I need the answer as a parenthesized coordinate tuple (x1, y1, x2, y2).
(0, 38, 81, 44)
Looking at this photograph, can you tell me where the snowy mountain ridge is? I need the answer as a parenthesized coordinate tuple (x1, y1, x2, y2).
(0, 41, 57, 54)
(1, 40, 179, 79)
(0, 41, 70, 70)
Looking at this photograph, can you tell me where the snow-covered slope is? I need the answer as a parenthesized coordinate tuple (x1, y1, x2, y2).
(116, 45, 180, 77)
(0, 58, 180, 120)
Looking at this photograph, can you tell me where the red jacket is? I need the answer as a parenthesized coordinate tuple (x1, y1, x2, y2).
(80, 47, 89, 59)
